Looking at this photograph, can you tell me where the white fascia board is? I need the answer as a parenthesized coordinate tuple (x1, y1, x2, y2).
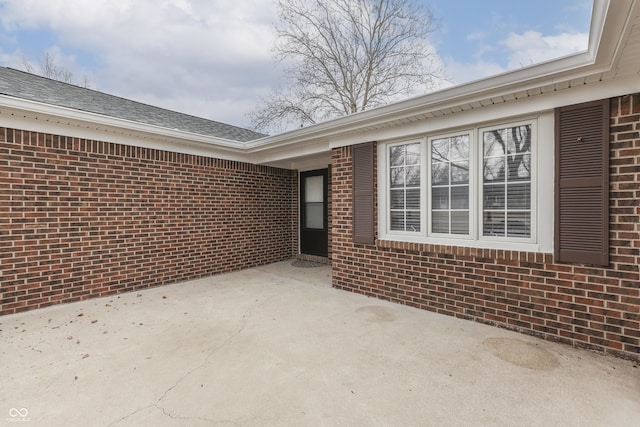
(0, 94, 252, 159)
(249, 138, 332, 165)
(259, 152, 332, 170)
(330, 74, 640, 147)
(587, 0, 610, 58)
(244, 56, 599, 155)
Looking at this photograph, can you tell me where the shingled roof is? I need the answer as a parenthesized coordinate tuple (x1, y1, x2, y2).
(0, 67, 266, 143)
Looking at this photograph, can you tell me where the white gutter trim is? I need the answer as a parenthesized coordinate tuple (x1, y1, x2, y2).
(587, 0, 610, 59)
(0, 94, 249, 152)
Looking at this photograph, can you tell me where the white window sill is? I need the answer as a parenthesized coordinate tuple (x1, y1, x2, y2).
(377, 233, 548, 254)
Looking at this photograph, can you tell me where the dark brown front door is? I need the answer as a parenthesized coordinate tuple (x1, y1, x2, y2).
(300, 169, 328, 257)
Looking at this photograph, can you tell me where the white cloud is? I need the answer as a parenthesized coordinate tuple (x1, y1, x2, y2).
(441, 58, 506, 86)
(0, 0, 279, 127)
(466, 31, 486, 42)
(501, 30, 589, 68)
(443, 29, 588, 86)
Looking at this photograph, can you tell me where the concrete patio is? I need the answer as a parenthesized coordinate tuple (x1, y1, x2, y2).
(1, 260, 638, 426)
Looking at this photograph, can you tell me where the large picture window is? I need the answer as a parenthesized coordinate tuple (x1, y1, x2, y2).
(381, 119, 539, 250)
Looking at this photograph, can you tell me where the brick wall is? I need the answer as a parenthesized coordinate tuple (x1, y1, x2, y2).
(1, 127, 296, 315)
(332, 94, 640, 361)
(328, 166, 333, 260)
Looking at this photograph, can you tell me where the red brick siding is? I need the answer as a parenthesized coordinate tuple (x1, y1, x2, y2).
(292, 170, 300, 258)
(331, 94, 640, 361)
(328, 166, 333, 260)
(1, 128, 296, 315)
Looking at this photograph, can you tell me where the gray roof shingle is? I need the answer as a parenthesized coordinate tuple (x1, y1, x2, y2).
(0, 67, 266, 142)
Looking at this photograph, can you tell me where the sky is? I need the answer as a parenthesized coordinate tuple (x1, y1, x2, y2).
(0, 0, 593, 130)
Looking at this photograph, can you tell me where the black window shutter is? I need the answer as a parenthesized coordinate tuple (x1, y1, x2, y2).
(554, 99, 609, 266)
(352, 142, 375, 244)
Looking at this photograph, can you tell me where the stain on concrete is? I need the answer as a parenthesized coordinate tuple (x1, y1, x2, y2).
(483, 337, 560, 370)
(356, 306, 395, 322)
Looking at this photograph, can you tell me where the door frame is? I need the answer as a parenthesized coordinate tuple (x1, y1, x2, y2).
(299, 169, 329, 257)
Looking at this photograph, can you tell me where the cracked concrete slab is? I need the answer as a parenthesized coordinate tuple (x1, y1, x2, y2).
(1, 260, 639, 426)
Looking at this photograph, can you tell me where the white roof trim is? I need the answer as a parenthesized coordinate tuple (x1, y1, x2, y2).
(0, 94, 249, 152)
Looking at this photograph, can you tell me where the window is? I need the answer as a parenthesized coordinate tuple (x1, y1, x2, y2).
(304, 175, 324, 229)
(379, 119, 543, 251)
(429, 134, 470, 236)
(482, 124, 531, 238)
(389, 143, 421, 232)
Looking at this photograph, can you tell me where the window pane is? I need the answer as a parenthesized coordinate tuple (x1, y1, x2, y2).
(406, 211, 421, 232)
(432, 187, 449, 209)
(305, 203, 323, 229)
(406, 166, 420, 186)
(432, 139, 449, 161)
(406, 143, 420, 165)
(483, 157, 504, 182)
(432, 162, 449, 185)
(507, 125, 531, 155)
(451, 186, 469, 209)
(305, 176, 323, 203)
(507, 212, 531, 238)
(507, 183, 531, 209)
(484, 129, 506, 157)
(388, 143, 421, 233)
(390, 211, 405, 231)
(406, 189, 420, 209)
(483, 212, 505, 236)
(430, 134, 470, 237)
(451, 136, 469, 161)
(483, 184, 505, 209)
(506, 128, 518, 154)
(432, 211, 449, 233)
(390, 168, 405, 188)
(510, 153, 531, 181)
(390, 189, 404, 209)
(451, 161, 469, 184)
(390, 145, 405, 166)
(451, 211, 469, 235)
(482, 124, 532, 239)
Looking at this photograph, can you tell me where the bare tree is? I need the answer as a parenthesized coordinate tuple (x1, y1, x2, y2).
(20, 52, 91, 88)
(249, 0, 442, 132)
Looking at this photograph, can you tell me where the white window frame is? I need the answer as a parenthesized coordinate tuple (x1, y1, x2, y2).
(385, 139, 425, 237)
(378, 116, 549, 253)
(427, 130, 476, 241)
(478, 120, 537, 245)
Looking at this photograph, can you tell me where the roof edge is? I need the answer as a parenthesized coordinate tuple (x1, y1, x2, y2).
(0, 94, 250, 151)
